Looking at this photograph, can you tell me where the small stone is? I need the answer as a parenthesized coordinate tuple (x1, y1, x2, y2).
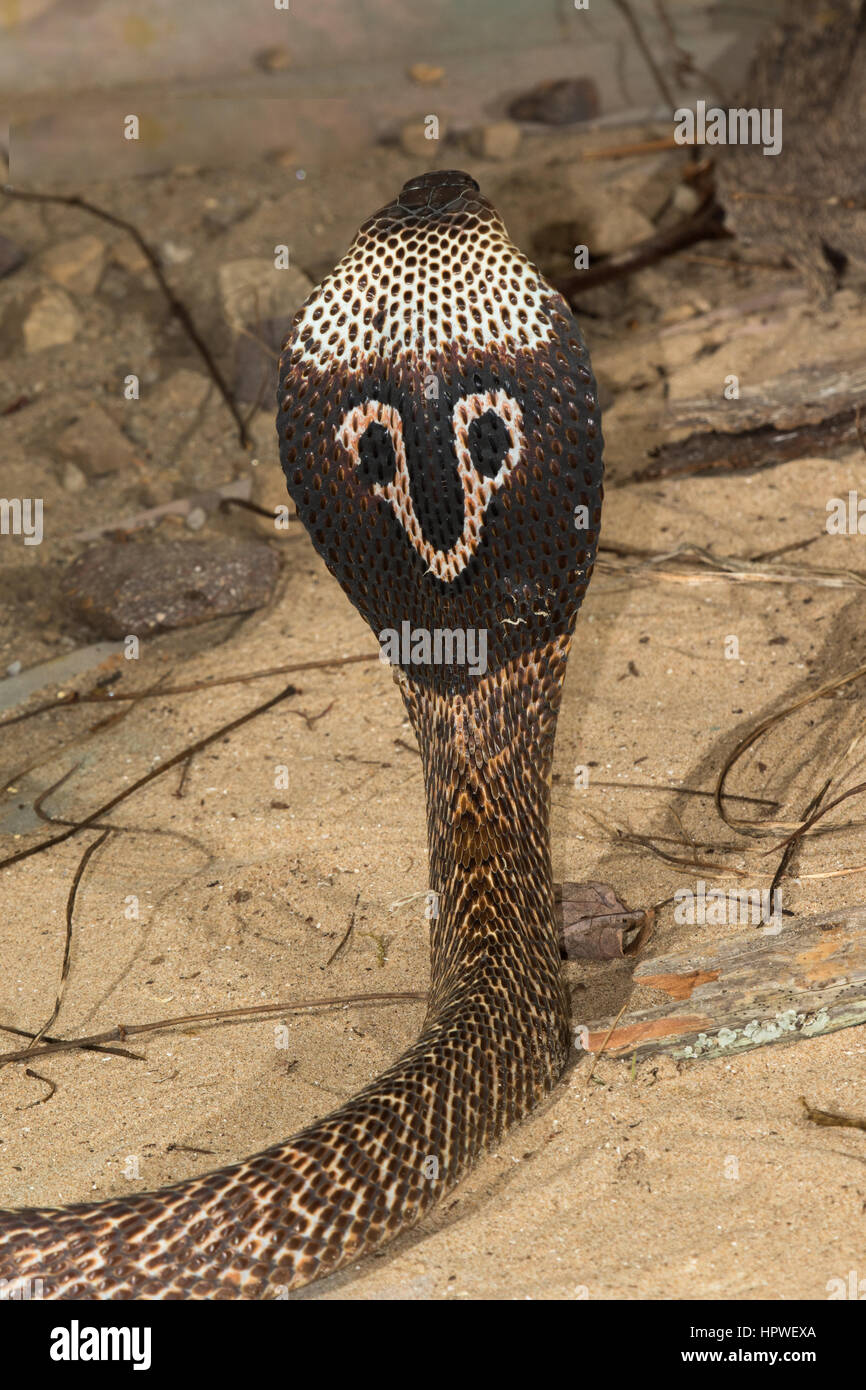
(508, 77, 600, 125)
(661, 303, 699, 325)
(161, 241, 192, 265)
(63, 540, 281, 638)
(218, 259, 313, 335)
(23, 287, 80, 352)
(671, 183, 702, 216)
(468, 120, 521, 161)
(587, 202, 655, 257)
(57, 402, 139, 478)
(201, 195, 253, 233)
(5, 661, 22, 678)
(61, 460, 88, 493)
(185, 506, 207, 531)
(254, 45, 291, 71)
(146, 370, 211, 457)
(0, 233, 25, 280)
(110, 240, 151, 276)
(99, 266, 129, 300)
(38, 235, 106, 295)
(408, 63, 444, 84)
(400, 119, 446, 159)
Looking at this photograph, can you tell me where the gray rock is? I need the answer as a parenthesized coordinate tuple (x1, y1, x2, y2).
(218, 258, 313, 335)
(508, 78, 600, 125)
(586, 201, 655, 257)
(57, 402, 139, 478)
(233, 314, 294, 404)
(145, 370, 212, 457)
(63, 539, 281, 638)
(0, 233, 25, 280)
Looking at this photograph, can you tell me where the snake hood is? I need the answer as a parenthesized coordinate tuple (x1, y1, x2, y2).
(279, 170, 603, 690)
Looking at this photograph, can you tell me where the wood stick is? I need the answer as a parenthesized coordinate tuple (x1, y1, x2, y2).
(579, 905, 866, 1062)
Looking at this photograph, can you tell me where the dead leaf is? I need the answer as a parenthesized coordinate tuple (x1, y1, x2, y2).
(555, 881, 654, 961)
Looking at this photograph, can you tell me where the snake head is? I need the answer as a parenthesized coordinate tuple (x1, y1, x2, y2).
(277, 170, 603, 690)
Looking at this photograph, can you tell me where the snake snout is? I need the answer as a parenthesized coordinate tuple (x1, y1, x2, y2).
(398, 169, 481, 213)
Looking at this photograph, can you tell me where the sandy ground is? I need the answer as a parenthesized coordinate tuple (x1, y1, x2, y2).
(1, 133, 865, 1300)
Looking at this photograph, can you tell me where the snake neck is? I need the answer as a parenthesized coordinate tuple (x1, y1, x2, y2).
(0, 637, 576, 1299)
(399, 636, 572, 1064)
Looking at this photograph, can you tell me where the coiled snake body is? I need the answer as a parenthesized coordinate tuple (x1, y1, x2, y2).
(0, 172, 603, 1297)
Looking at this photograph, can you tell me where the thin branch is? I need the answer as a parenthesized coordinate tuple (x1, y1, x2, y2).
(610, 0, 675, 108)
(556, 204, 730, 298)
(27, 828, 112, 1050)
(0, 652, 379, 730)
(714, 661, 866, 833)
(325, 892, 361, 967)
(0, 991, 427, 1066)
(0, 1022, 143, 1062)
(21, 1070, 57, 1107)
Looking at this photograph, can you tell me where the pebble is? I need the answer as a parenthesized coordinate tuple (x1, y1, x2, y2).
(38, 234, 106, 295)
(671, 183, 702, 217)
(400, 119, 446, 159)
(586, 202, 655, 257)
(57, 402, 139, 479)
(201, 196, 253, 232)
(254, 46, 291, 71)
(508, 77, 600, 125)
(5, 661, 22, 678)
(61, 460, 88, 493)
(468, 120, 521, 161)
(23, 287, 80, 352)
(161, 241, 192, 265)
(63, 539, 281, 639)
(218, 259, 313, 335)
(110, 240, 151, 276)
(145, 369, 212, 456)
(0, 233, 25, 280)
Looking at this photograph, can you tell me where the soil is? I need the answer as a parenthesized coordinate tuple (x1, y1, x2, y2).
(1, 125, 864, 1300)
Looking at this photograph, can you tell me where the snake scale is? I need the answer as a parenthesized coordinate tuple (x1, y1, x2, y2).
(0, 171, 603, 1297)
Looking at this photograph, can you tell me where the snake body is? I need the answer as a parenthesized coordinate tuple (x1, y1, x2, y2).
(0, 171, 602, 1297)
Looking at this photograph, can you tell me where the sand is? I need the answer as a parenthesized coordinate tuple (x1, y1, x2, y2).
(1, 135, 865, 1301)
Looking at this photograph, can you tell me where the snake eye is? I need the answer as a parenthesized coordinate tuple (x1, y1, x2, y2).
(467, 410, 511, 480)
(357, 422, 398, 487)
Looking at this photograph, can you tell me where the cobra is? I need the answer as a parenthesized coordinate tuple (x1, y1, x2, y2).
(0, 171, 603, 1297)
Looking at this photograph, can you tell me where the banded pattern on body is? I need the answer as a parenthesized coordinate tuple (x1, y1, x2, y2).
(0, 171, 603, 1297)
